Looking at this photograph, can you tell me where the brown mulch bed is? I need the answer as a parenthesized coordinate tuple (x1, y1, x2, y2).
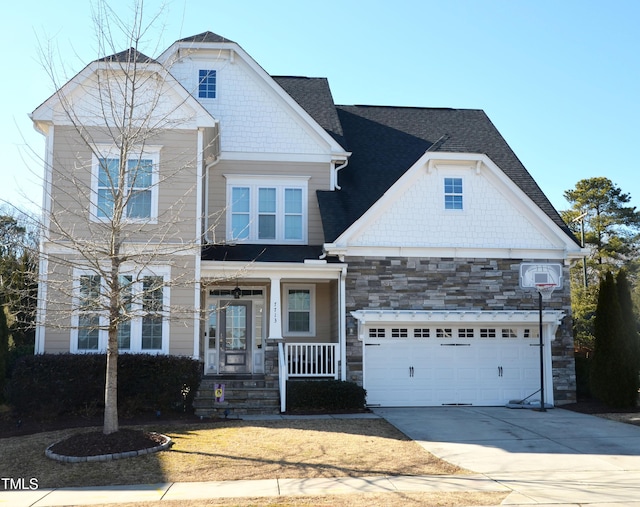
(562, 398, 640, 415)
(48, 428, 167, 457)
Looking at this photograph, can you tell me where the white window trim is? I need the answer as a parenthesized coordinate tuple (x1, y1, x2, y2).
(443, 176, 464, 211)
(70, 266, 170, 354)
(90, 145, 161, 224)
(224, 175, 309, 244)
(283, 283, 316, 337)
(197, 68, 218, 101)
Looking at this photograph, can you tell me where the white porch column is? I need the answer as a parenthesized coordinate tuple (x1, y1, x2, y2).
(339, 267, 347, 380)
(269, 276, 283, 340)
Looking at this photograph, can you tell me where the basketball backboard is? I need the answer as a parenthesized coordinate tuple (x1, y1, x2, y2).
(519, 263, 563, 289)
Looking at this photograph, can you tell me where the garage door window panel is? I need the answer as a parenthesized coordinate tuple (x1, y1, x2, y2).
(369, 328, 386, 338)
(480, 328, 496, 338)
(437, 328, 452, 339)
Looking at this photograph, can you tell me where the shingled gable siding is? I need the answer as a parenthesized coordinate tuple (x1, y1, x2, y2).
(344, 256, 576, 404)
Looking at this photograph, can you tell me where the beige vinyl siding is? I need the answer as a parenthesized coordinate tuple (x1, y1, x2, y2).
(281, 281, 332, 343)
(207, 160, 330, 245)
(165, 257, 198, 356)
(40, 259, 76, 353)
(40, 253, 198, 356)
(48, 127, 200, 245)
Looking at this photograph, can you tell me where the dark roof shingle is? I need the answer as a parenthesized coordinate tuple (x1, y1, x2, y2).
(176, 31, 235, 44)
(273, 76, 347, 149)
(97, 48, 157, 64)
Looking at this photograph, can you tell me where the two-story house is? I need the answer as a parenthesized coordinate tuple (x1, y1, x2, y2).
(31, 31, 583, 414)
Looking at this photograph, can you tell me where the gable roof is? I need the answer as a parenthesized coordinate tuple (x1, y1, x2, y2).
(315, 105, 576, 244)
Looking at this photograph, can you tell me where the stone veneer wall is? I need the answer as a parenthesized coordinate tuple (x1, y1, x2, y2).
(344, 256, 576, 404)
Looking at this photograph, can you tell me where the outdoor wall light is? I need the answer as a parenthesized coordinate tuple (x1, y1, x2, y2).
(346, 316, 357, 336)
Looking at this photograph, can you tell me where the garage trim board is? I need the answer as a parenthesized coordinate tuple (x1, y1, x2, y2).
(352, 310, 565, 408)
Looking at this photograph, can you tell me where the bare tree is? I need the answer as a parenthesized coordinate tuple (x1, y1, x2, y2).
(31, 0, 225, 434)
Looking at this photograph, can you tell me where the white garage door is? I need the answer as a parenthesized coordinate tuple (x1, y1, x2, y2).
(364, 325, 541, 406)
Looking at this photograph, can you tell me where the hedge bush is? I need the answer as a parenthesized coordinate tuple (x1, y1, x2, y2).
(8, 353, 201, 419)
(286, 380, 366, 412)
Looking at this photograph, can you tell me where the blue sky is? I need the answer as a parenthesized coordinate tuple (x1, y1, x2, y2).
(2, 0, 639, 216)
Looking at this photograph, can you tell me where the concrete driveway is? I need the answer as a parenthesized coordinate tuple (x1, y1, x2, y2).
(375, 406, 640, 505)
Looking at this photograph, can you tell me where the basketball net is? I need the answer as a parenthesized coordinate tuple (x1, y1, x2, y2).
(535, 283, 556, 301)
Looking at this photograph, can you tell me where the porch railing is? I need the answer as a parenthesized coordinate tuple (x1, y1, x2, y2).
(278, 342, 340, 412)
(286, 343, 339, 379)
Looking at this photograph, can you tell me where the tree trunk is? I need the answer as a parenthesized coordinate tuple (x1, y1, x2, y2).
(103, 329, 119, 434)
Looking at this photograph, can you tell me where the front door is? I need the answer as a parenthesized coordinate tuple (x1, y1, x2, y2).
(219, 300, 252, 374)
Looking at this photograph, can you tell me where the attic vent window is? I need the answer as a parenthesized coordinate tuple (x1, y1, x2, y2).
(444, 177, 463, 210)
(198, 69, 216, 99)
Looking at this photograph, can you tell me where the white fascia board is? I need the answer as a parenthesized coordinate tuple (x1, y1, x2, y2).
(200, 260, 346, 280)
(159, 40, 348, 157)
(330, 151, 581, 256)
(328, 245, 570, 261)
(352, 309, 565, 326)
(221, 151, 340, 164)
(30, 61, 94, 124)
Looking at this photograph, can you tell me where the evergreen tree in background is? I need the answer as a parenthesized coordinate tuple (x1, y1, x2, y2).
(591, 272, 638, 407)
(616, 269, 640, 392)
(0, 304, 8, 403)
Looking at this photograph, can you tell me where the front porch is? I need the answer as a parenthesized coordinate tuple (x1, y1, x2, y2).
(194, 343, 340, 416)
(196, 254, 347, 415)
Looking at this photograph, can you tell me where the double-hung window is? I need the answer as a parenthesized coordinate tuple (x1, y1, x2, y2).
(198, 69, 217, 99)
(72, 269, 169, 353)
(444, 177, 463, 210)
(226, 177, 307, 243)
(92, 147, 159, 222)
(77, 275, 101, 351)
(283, 284, 315, 336)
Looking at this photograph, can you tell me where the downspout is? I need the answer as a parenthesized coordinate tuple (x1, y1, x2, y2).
(339, 266, 347, 380)
(194, 129, 205, 360)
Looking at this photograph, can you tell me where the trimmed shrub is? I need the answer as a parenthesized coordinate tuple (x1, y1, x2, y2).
(590, 272, 638, 408)
(287, 380, 366, 412)
(8, 353, 201, 419)
(574, 354, 592, 399)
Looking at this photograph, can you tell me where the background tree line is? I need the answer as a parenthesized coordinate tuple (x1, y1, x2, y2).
(561, 177, 640, 407)
(0, 209, 38, 401)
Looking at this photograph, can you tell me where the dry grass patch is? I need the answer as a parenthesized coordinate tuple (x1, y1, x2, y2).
(71, 491, 508, 507)
(1, 419, 466, 489)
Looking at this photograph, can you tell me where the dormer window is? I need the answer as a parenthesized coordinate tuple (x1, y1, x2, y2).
(198, 69, 216, 99)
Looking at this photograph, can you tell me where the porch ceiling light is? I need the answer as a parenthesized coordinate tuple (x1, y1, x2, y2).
(232, 285, 242, 299)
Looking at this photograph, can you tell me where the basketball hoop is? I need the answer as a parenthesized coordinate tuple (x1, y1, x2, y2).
(535, 283, 557, 301)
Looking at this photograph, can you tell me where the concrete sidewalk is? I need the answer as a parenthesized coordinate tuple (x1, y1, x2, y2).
(0, 474, 508, 506)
